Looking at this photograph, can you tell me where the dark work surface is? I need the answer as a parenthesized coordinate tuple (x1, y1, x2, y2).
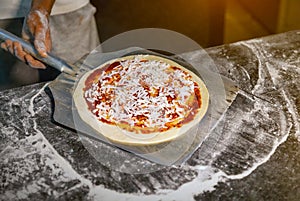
(1, 30, 299, 200)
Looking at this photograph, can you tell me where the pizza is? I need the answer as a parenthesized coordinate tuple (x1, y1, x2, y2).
(73, 55, 209, 145)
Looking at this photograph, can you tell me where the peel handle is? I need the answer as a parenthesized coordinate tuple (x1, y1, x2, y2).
(0, 28, 76, 75)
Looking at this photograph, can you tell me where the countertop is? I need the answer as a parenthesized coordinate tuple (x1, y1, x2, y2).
(1, 30, 299, 201)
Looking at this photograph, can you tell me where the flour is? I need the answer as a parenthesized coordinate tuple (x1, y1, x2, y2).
(28, 82, 49, 116)
(29, 9, 50, 55)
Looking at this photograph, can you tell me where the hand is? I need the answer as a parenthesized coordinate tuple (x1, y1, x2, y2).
(1, 9, 51, 69)
(23, 9, 52, 58)
(1, 39, 46, 69)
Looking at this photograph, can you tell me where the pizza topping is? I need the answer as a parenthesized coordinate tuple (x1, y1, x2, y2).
(84, 55, 202, 133)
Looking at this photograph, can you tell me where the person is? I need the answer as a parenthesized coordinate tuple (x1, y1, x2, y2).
(0, 0, 99, 89)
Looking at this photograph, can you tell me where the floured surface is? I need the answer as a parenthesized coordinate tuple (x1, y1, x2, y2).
(0, 30, 300, 200)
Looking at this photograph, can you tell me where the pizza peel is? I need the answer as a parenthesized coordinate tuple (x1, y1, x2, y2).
(46, 47, 239, 168)
(0, 29, 239, 168)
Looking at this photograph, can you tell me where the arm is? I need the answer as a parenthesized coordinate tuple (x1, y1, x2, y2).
(1, 0, 55, 69)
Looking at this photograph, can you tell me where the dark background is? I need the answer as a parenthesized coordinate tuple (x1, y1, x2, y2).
(91, 0, 300, 47)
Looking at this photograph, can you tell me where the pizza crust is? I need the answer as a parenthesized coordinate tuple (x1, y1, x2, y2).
(73, 55, 209, 146)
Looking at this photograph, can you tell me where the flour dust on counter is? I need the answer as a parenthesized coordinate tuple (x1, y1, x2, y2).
(1, 84, 91, 200)
(0, 65, 292, 201)
(1, 31, 300, 200)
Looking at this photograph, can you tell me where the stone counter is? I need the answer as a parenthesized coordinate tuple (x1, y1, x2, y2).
(1, 30, 299, 200)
